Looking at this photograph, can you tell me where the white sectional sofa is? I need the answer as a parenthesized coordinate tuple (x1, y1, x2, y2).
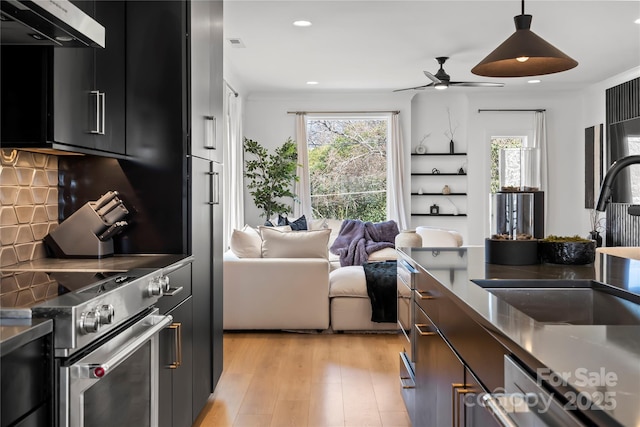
(222, 219, 461, 331)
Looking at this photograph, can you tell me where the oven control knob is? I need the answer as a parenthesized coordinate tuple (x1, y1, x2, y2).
(79, 310, 101, 334)
(147, 278, 164, 297)
(98, 304, 115, 324)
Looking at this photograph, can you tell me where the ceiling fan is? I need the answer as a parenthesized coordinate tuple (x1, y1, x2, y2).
(394, 57, 505, 92)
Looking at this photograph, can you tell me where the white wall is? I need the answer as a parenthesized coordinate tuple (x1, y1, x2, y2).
(242, 91, 413, 225)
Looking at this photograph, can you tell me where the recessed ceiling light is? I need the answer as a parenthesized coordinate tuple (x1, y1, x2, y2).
(635, 18, 640, 24)
(528, 79, 541, 84)
(306, 81, 319, 85)
(293, 20, 312, 27)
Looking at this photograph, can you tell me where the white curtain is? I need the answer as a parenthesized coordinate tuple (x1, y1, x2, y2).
(294, 113, 312, 219)
(389, 112, 409, 230)
(223, 87, 244, 249)
(533, 111, 548, 225)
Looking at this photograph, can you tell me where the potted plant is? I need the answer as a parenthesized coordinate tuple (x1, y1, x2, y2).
(244, 137, 299, 220)
(538, 235, 596, 265)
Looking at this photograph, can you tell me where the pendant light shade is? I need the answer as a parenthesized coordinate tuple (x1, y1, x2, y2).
(472, 2, 578, 77)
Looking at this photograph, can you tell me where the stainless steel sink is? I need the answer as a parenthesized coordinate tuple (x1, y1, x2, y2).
(472, 279, 640, 325)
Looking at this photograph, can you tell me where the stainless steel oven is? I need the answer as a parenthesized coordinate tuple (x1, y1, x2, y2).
(27, 267, 180, 427)
(60, 308, 170, 427)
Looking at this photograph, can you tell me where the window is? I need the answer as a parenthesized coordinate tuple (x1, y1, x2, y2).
(489, 136, 532, 193)
(306, 117, 388, 221)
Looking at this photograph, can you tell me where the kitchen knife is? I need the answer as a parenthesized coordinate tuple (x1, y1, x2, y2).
(96, 198, 122, 218)
(93, 191, 118, 210)
(102, 204, 129, 225)
(98, 221, 128, 241)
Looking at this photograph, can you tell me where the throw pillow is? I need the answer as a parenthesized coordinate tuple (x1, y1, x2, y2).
(229, 225, 262, 258)
(308, 218, 328, 230)
(260, 227, 330, 259)
(277, 214, 308, 231)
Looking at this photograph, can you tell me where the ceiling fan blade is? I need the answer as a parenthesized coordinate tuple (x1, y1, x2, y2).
(392, 84, 433, 92)
(449, 81, 505, 87)
(423, 71, 442, 84)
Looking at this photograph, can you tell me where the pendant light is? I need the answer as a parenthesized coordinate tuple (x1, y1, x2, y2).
(471, 0, 578, 77)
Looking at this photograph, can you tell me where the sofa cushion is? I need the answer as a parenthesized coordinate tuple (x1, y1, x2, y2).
(368, 247, 398, 262)
(329, 266, 367, 297)
(329, 264, 410, 298)
(260, 227, 331, 259)
(229, 225, 262, 258)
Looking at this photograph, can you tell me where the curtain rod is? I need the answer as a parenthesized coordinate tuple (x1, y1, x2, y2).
(287, 110, 400, 115)
(225, 81, 238, 97)
(477, 109, 546, 113)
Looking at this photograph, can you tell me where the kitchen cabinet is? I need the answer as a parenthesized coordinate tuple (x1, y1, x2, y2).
(190, 0, 224, 163)
(159, 294, 194, 427)
(415, 303, 503, 427)
(125, 1, 223, 424)
(0, 0, 126, 155)
(0, 325, 53, 427)
(189, 1, 224, 412)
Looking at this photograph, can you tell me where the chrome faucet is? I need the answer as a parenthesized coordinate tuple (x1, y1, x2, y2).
(595, 155, 640, 211)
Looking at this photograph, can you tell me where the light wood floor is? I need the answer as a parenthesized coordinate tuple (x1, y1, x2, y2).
(193, 331, 411, 427)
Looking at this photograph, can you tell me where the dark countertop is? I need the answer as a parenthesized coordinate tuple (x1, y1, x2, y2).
(0, 318, 52, 357)
(399, 246, 640, 427)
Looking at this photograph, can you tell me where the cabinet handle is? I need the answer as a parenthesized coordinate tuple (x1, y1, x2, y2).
(163, 286, 183, 297)
(204, 115, 216, 149)
(89, 91, 106, 135)
(207, 170, 220, 205)
(399, 377, 415, 389)
(452, 384, 472, 427)
(416, 290, 434, 300)
(168, 322, 182, 369)
(481, 394, 518, 427)
(415, 324, 437, 336)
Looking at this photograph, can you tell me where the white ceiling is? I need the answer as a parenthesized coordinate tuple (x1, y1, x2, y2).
(223, 0, 640, 95)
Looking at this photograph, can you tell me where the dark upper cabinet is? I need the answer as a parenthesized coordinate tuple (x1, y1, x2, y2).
(190, 0, 223, 162)
(0, 0, 126, 155)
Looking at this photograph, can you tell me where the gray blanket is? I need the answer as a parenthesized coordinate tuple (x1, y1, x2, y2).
(330, 219, 399, 266)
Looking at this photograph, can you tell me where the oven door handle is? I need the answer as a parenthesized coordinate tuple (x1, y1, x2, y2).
(71, 314, 172, 380)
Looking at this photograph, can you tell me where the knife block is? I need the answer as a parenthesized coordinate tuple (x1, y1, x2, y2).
(44, 203, 114, 258)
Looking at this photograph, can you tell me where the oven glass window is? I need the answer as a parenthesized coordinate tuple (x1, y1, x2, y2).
(83, 342, 151, 427)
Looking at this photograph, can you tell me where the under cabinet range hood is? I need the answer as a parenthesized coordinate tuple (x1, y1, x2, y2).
(1, 0, 104, 47)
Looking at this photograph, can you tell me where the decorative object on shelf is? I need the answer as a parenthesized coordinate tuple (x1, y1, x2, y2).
(538, 235, 596, 265)
(444, 107, 458, 153)
(442, 185, 451, 195)
(432, 168, 440, 174)
(395, 230, 423, 248)
(588, 230, 603, 248)
(444, 197, 459, 215)
(417, 187, 424, 195)
(471, 0, 578, 78)
(588, 209, 605, 247)
(415, 133, 430, 154)
(430, 204, 440, 214)
(458, 161, 467, 174)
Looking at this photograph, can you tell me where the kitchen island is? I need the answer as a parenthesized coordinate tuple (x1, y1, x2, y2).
(398, 246, 640, 427)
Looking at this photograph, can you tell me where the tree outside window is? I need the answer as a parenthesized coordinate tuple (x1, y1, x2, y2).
(306, 118, 388, 221)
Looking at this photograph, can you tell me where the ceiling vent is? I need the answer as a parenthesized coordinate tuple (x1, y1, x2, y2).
(227, 38, 245, 48)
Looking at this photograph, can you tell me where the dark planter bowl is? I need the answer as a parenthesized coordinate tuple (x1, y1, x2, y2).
(538, 241, 596, 265)
(485, 238, 540, 265)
